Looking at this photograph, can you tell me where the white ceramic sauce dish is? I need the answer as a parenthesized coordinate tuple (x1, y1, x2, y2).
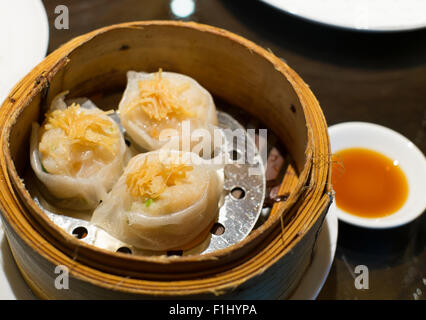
(329, 122, 426, 229)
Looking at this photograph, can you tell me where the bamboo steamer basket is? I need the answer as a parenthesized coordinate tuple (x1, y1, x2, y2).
(0, 21, 332, 299)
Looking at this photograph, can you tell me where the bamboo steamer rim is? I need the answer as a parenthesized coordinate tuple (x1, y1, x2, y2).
(3, 20, 314, 263)
(0, 21, 331, 296)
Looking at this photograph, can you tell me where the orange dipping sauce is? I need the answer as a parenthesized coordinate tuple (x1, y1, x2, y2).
(331, 148, 409, 218)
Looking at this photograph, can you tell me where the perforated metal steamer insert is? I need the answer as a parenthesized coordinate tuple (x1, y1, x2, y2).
(31, 111, 266, 256)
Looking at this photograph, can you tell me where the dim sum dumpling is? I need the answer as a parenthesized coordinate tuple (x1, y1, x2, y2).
(91, 150, 222, 251)
(30, 92, 128, 210)
(118, 69, 218, 151)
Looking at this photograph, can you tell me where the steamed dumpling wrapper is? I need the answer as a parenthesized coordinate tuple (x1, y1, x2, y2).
(30, 92, 128, 210)
(118, 69, 218, 151)
(91, 150, 223, 251)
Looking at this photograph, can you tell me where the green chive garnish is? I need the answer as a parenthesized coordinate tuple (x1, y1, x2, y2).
(41, 163, 48, 173)
(145, 198, 153, 207)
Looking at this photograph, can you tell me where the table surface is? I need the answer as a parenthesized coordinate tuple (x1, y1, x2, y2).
(41, 0, 426, 300)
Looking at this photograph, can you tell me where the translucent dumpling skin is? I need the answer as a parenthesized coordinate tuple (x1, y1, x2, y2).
(30, 92, 128, 210)
(91, 150, 222, 251)
(118, 69, 218, 151)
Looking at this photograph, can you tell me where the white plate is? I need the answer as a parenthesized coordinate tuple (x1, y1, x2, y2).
(289, 202, 338, 300)
(0, 0, 48, 300)
(0, 220, 37, 299)
(0, 204, 337, 300)
(329, 122, 426, 229)
(0, 0, 49, 105)
(260, 0, 426, 32)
